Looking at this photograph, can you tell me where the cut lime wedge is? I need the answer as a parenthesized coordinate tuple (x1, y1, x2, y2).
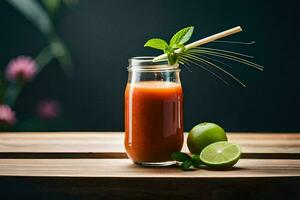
(200, 141, 241, 169)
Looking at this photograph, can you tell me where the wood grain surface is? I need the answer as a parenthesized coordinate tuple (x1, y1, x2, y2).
(0, 132, 299, 158)
(0, 132, 299, 200)
(0, 158, 299, 178)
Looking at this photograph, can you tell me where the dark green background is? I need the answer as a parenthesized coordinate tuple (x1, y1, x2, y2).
(0, 0, 299, 131)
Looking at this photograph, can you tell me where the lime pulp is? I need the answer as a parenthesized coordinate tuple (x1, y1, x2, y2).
(200, 141, 241, 169)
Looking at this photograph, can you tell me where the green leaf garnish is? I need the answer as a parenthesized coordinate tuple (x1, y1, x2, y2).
(171, 152, 203, 171)
(180, 160, 194, 171)
(170, 26, 194, 47)
(171, 43, 185, 51)
(171, 152, 191, 162)
(191, 154, 202, 168)
(144, 38, 168, 51)
(144, 26, 263, 87)
(144, 26, 194, 65)
(167, 52, 178, 66)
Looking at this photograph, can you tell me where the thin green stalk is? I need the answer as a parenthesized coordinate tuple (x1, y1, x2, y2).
(35, 45, 55, 74)
(180, 55, 229, 85)
(181, 53, 246, 87)
(0, 71, 5, 102)
(189, 48, 263, 69)
(3, 82, 24, 106)
(3, 45, 55, 107)
(188, 49, 263, 70)
(197, 47, 254, 58)
(179, 59, 192, 72)
(185, 52, 233, 69)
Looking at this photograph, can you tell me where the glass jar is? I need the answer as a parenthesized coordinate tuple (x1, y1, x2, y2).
(124, 56, 184, 166)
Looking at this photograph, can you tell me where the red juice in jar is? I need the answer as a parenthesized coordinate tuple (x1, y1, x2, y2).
(125, 57, 183, 166)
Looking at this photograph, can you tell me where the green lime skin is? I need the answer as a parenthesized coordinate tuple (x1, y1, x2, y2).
(187, 122, 227, 155)
(200, 141, 241, 169)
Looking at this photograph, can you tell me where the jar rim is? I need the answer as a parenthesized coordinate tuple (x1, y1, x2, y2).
(128, 56, 180, 72)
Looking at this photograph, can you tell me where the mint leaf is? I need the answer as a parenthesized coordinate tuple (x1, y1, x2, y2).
(191, 154, 202, 168)
(143, 26, 195, 66)
(171, 152, 191, 162)
(144, 38, 168, 50)
(170, 26, 194, 46)
(180, 160, 194, 171)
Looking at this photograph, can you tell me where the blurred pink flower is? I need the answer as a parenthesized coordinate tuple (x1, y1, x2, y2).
(37, 99, 60, 119)
(6, 56, 37, 81)
(0, 104, 16, 126)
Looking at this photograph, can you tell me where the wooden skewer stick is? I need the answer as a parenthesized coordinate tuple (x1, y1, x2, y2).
(153, 26, 243, 62)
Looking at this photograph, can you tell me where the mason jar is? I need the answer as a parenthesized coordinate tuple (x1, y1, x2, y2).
(124, 56, 183, 166)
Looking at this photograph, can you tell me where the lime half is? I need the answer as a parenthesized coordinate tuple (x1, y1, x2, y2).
(200, 141, 241, 169)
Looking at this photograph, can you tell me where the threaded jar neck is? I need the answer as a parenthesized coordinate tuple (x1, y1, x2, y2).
(128, 56, 180, 72)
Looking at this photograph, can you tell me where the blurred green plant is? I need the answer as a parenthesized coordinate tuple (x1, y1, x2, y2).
(42, 0, 78, 16)
(0, 0, 78, 131)
(7, 0, 73, 75)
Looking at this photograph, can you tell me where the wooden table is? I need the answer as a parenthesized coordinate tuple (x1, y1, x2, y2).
(0, 132, 299, 200)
